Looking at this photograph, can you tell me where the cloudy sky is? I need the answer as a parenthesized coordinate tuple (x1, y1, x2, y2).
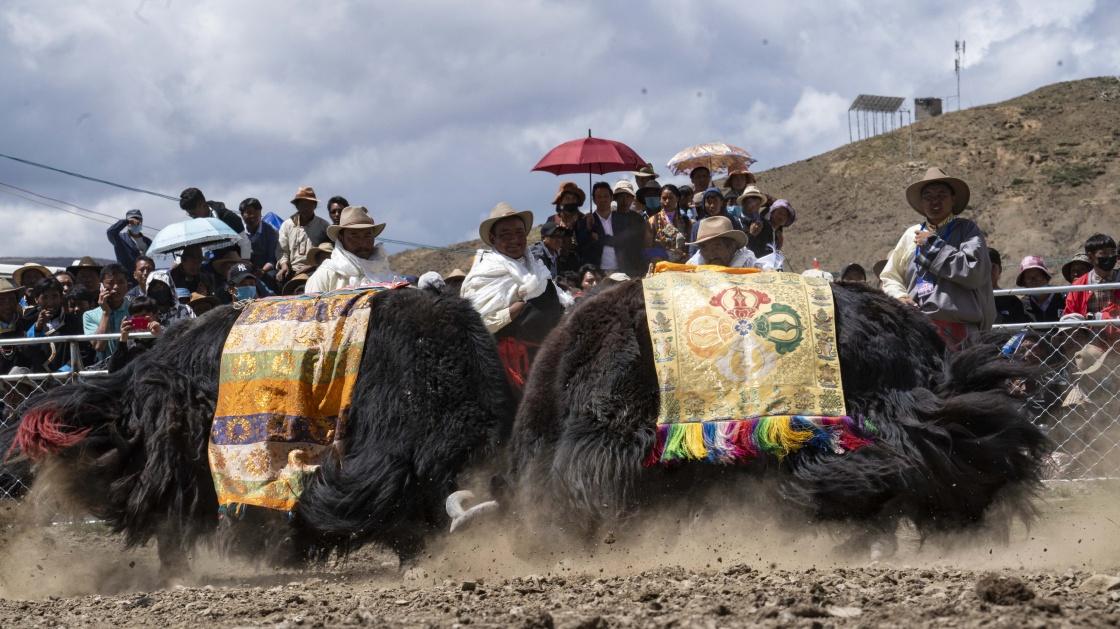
(1, 0, 1117, 260)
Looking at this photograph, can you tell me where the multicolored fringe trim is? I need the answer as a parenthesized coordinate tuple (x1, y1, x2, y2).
(643, 415, 876, 466)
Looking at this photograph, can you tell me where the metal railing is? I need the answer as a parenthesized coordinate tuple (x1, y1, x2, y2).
(990, 283, 1120, 480)
(1, 332, 152, 499)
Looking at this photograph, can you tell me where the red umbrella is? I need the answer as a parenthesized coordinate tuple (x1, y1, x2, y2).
(531, 131, 645, 176)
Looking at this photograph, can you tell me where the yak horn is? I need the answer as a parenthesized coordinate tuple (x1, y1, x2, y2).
(445, 490, 499, 533)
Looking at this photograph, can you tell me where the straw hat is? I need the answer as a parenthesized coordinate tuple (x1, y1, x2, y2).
(551, 181, 586, 206)
(282, 273, 311, 296)
(725, 169, 756, 186)
(12, 262, 53, 286)
(326, 206, 386, 241)
(445, 268, 467, 281)
(66, 256, 102, 276)
(188, 292, 219, 312)
(736, 185, 766, 206)
(290, 185, 319, 204)
(612, 180, 636, 196)
(0, 277, 22, 295)
(308, 241, 334, 265)
(1061, 253, 1092, 283)
(1015, 255, 1052, 287)
(687, 216, 747, 248)
(479, 202, 533, 247)
(905, 167, 970, 215)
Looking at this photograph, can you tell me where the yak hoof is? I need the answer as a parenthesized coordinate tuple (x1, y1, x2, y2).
(445, 490, 499, 533)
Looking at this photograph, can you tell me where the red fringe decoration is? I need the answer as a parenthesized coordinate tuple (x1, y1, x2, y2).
(6, 406, 91, 462)
(497, 336, 532, 394)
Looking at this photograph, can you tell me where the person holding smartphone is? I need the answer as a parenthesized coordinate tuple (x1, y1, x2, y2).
(110, 296, 163, 371)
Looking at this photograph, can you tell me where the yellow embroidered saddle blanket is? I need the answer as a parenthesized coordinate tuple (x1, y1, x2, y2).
(208, 286, 398, 512)
(642, 264, 870, 465)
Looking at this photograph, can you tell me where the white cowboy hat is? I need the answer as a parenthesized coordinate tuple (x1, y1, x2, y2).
(905, 167, 970, 215)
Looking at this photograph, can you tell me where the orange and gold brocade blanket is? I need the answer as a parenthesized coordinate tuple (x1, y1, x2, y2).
(208, 286, 398, 512)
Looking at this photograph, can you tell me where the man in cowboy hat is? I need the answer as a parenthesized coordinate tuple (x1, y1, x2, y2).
(277, 185, 330, 283)
(442, 268, 468, 297)
(12, 262, 53, 290)
(65, 257, 102, 294)
(685, 216, 758, 268)
(304, 206, 396, 293)
(460, 203, 573, 394)
(880, 167, 995, 349)
(630, 163, 660, 190)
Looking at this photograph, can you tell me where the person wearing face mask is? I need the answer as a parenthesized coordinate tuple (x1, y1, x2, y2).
(880, 168, 995, 349)
(687, 187, 745, 256)
(145, 269, 196, 327)
(226, 262, 264, 302)
(575, 181, 648, 277)
(1062, 233, 1120, 329)
(106, 209, 152, 273)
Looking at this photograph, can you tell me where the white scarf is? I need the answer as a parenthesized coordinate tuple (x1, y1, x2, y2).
(461, 248, 573, 319)
(320, 243, 394, 286)
(686, 246, 759, 269)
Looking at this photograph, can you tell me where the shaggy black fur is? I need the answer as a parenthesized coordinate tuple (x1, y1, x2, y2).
(12, 289, 512, 569)
(506, 280, 1049, 540)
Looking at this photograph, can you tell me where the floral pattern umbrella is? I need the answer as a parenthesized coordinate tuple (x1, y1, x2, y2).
(667, 142, 756, 176)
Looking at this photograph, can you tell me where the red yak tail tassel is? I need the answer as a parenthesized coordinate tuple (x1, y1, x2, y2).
(7, 406, 92, 462)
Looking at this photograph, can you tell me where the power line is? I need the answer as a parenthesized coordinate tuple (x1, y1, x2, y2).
(0, 151, 478, 253)
(0, 151, 179, 201)
(0, 186, 119, 228)
(0, 181, 162, 232)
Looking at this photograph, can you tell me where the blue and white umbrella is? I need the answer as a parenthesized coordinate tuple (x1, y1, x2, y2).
(148, 217, 241, 255)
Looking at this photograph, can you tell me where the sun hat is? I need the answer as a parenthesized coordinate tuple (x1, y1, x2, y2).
(725, 169, 756, 186)
(479, 202, 534, 247)
(290, 185, 319, 204)
(540, 222, 570, 238)
(65, 256, 101, 276)
(612, 180, 636, 196)
(0, 277, 21, 295)
(445, 268, 467, 281)
(629, 163, 660, 179)
(308, 241, 334, 265)
(905, 167, 970, 215)
(552, 181, 586, 207)
(687, 216, 747, 248)
(188, 292, 219, 311)
(326, 206, 386, 242)
(1015, 255, 1052, 287)
(281, 273, 311, 296)
(1061, 253, 1092, 283)
(736, 185, 766, 206)
(12, 262, 53, 286)
(767, 199, 797, 226)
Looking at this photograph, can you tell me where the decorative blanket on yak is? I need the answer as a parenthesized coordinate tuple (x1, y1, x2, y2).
(208, 285, 399, 512)
(642, 263, 873, 465)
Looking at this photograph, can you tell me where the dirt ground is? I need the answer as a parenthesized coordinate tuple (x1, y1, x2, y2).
(1, 482, 1119, 628)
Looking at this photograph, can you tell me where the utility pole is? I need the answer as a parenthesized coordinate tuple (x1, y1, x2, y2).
(954, 40, 966, 111)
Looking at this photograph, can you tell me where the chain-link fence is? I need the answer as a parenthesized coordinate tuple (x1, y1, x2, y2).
(994, 282, 1120, 481)
(1, 332, 148, 500)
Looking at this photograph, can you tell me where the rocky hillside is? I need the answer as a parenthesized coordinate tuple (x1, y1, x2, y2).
(392, 77, 1120, 282)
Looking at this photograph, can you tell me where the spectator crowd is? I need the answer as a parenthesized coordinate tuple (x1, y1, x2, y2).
(1, 163, 1118, 380)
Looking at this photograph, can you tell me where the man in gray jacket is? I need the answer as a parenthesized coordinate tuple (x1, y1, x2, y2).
(879, 167, 995, 350)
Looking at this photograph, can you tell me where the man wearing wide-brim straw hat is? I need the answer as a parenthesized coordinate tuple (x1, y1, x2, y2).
(304, 206, 395, 294)
(685, 216, 758, 269)
(277, 185, 331, 284)
(460, 202, 573, 395)
(880, 167, 995, 349)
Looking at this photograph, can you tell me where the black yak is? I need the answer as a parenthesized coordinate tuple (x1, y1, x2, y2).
(2, 288, 512, 576)
(501, 279, 1049, 556)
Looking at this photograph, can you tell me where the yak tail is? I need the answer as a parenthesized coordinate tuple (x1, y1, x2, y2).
(5, 369, 132, 465)
(786, 343, 1049, 534)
